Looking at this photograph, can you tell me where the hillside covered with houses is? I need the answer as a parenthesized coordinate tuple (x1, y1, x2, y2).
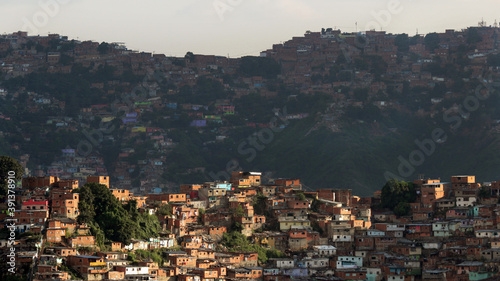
(1, 25, 500, 195)
(4, 170, 500, 280)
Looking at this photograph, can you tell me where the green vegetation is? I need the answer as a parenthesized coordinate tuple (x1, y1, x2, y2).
(238, 56, 281, 79)
(394, 202, 411, 217)
(157, 203, 173, 217)
(296, 192, 306, 201)
(311, 221, 324, 235)
(394, 34, 410, 52)
(2, 275, 27, 281)
(252, 193, 268, 216)
(478, 186, 492, 199)
(424, 33, 440, 52)
(221, 231, 286, 264)
(381, 179, 416, 216)
(134, 249, 164, 265)
(229, 205, 246, 232)
(75, 183, 160, 246)
(231, 205, 245, 217)
(3, 71, 110, 116)
(0, 156, 23, 199)
(466, 28, 483, 45)
(60, 264, 82, 280)
(488, 53, 500, 67)
(98, 42, 110, 54)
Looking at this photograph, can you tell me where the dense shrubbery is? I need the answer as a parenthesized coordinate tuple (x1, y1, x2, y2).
(238, 56, 281, 79)
(381, 179, 417, 216)
(221, 231, 286, 264)
(0, 156, 23, 199)
(75, 183, 161, 247)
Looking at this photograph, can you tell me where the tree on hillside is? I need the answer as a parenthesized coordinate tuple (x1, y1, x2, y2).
(466, 28, 482, 45)
(185, 51, 195, 63)
(157, 203, 173, 217)
(221, 231, 286, 264)
(296, 192, 306, 201)
(394, 202, 411, 217)
(0, 156, 24, 199)
(74, 184, 95, 224)
(231, 205, 245, 218)
(488, 53, 500, 67)
(394, 34, 410, 52)
(98, 42, 110, 54)
(238, 56, 281, 79)
(381, 179, 416, 210)
(424, 33, 440, 52)
(252, 193, 267, 216)
(75, 183, 160, 245)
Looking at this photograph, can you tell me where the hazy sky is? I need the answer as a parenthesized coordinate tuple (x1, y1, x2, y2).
(1, 0, 499, 57)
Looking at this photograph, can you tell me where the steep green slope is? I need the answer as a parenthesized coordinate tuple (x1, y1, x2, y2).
(239, 109, 500, 197)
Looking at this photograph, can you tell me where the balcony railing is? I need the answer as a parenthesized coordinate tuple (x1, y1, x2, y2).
(88, 268, 107, 274)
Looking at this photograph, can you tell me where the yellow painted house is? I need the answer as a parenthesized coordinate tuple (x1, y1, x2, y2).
(279, 220, 311, 231)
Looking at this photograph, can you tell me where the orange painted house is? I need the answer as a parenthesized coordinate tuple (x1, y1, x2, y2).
(67, 255, 107, 280)
(192, 268, 219, 279)
(287, 200, 311, 209)
(54, 247, 77, 256)
(207, 226, 227, 240)
(53, 179, 79, 189)
(317, 189, 352, 206)
(180, 184, 202, 194)
(168, 255, 197, 268)
(51, 192, 79, 219)
(230, 171, 262, 187)
(275, 178, 300, 187)
(148, 193, 187, 203)
(228, 268, 253, 279)
(111, 189, 133, 202)
(87, 176, 110, 188)
(420, 182, 447, 206)
(215, 253, 241, 265)
(451, 175, 480, 190)
(47, 227, 65, 243)
(68, 236, 95, 248)
(106, 271, 125, 280)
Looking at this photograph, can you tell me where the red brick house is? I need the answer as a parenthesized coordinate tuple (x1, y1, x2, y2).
(68, 235, 95, 248)
(67, 255, 107, 280)
(51, 192, 79, 219)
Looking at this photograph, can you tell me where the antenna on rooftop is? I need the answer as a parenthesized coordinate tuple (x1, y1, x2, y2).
(479, 18, 486, 27)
